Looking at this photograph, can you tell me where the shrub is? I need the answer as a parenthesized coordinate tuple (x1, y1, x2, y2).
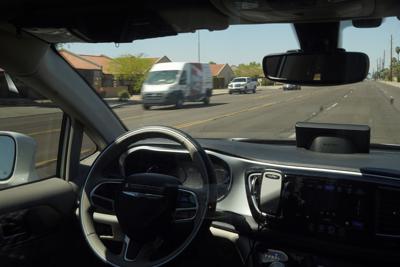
(97, 88, 106, 98)
(118, 90, 131, 101)
(261, 78, 274, 86)
(133, 75, 145, 94)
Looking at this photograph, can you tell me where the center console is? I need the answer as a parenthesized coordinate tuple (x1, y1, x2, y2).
(243, 168, 400, 267)
(279, 174, 373, 241)
(247, 170, 375, 243)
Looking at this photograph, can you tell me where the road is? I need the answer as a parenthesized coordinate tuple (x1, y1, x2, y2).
(114, 81, 400, 143)
(2, 81, 400, 177)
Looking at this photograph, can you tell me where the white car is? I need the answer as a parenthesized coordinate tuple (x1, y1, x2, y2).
(228, 77, 257, 94)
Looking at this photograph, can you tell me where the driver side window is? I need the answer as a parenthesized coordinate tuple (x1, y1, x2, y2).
(0, 70, 95, 188)
(179, 71, 187, 85)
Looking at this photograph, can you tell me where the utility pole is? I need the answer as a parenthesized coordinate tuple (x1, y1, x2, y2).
(378, 58, 381, 78)
(383, 50, 385, 70)
(376, 57, 381, 79)
(390, 34, 393, 81)
(197, 30, 200, 63)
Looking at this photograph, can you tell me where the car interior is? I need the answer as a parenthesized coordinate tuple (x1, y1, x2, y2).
(1, 1, 400, 267)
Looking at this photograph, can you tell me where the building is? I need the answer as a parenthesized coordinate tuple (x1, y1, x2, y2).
(210, 63, 235, 88)
(59, 50, 103, 89)
(147, 56, 171, 65)
(78, 54, 114, 87)
(59, 50, 171, 97)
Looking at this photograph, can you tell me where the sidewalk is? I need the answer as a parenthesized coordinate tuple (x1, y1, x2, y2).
(129, 88, 228, 102)
(378, 80, 400, 88)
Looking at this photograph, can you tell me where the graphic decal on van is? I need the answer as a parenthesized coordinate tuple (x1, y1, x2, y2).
(190, 63, 203, 97)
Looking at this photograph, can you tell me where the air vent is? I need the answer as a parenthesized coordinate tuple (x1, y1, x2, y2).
(247, 170, 283, 218)
(376, 187, 400, 237)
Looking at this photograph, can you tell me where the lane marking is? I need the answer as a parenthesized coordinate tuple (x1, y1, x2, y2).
(121, 110, 176, 121)
(121, 90, 287, 120)
(35, 148, 94, 168)
(174, 101, 277, 129)
(326, 102, 338, 111)
(174, 91, 317, 129)
(29, 128, 61, 136)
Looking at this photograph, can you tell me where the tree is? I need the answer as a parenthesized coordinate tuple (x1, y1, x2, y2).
(396, 46, 400, 61)
(234, 62, 263, 77)
(109, 54, 154, 94)
(209, 61, 216, 64)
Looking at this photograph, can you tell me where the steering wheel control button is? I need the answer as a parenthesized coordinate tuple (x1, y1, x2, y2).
(176, 190, 197, 209)
(115, 173, 181, 242)
(174, 189, 199, 222)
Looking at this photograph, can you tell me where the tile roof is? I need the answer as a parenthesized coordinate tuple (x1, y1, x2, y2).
(145, 56, 171, 64)
(59, 50, 101, 70)
(59, 50, 171, 74)
(210, 63, 226, 76)
(79, 54, 113, 74)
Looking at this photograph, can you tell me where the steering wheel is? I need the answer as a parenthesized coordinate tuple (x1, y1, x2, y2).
(79, 126, 216, 267)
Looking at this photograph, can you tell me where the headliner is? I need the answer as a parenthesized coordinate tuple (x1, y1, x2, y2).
(0, 0, 399, 43)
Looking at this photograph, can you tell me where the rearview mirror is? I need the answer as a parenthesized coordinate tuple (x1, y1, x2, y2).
(262, 51, 369, 85)
(0, 135, 16, 180)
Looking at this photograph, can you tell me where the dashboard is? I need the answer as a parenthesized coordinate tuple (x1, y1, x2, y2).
(100, 140, 400, 264)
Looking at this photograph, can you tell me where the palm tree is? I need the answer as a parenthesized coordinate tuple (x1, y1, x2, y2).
(396, 46, 400, 61)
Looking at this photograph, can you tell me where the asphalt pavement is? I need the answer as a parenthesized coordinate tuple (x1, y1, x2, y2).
(2, 81, 400, 176)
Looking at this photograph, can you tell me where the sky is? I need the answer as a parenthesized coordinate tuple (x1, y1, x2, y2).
(67, 17, 400, 73)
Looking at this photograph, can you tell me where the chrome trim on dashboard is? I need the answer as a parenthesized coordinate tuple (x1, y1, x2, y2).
(376, 233, 400, 238)
(123, 236, 135, 262)
(248, 173, 266, 217)
(122, 191, 163, 199)
(121, 145, 363, 176)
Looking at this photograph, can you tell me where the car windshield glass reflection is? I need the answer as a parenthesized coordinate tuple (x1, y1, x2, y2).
(232, 78, 246, 83)
(145, 71, 178, 85)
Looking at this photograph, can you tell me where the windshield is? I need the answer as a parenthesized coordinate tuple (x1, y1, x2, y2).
(63, 17, 400, 145)
(232, 78, 246, 83)
(145, 70, 178, 85)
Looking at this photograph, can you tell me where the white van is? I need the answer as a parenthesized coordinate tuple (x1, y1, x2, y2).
(141, 62, 213, 109)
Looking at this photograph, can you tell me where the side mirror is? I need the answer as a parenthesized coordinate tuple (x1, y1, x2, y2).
(0, 132, 38, 188)
(262, 50, 369, 85)
(0, 135, 15, 180)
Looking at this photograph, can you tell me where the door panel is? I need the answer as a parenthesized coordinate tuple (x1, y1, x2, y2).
(0, 178, 100, 267)
(0, 178, 75, 215)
